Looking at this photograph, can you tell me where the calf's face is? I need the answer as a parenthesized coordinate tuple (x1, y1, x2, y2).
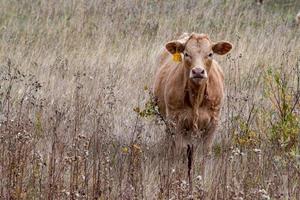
(166, 33, 232, 85)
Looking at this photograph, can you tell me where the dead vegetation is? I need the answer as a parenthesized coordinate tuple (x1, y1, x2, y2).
(0, 0, 300, 199)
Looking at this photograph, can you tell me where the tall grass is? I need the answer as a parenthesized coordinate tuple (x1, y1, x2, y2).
(0, 0, 300, 199)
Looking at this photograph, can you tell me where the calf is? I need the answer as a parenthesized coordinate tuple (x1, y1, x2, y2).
(153, 33, 232, 158)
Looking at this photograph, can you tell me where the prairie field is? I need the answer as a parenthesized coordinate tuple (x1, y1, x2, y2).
(0, 0, 300, 199)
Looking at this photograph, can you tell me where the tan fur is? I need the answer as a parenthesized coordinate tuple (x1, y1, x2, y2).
(153, 33, 232, 156)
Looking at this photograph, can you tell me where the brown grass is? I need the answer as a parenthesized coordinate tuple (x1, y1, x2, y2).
(0, 0, 300, 199)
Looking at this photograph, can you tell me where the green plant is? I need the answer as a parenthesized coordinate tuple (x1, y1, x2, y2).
(263, 65, 300, 153)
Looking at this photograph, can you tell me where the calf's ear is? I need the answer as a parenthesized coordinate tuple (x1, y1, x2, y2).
(212, 41, 233, 55)
(165, 41, 185, 54)
(165, 33, 190, 54)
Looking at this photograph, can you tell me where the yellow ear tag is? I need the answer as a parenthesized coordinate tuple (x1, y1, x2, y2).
(172, 52, 182, 62)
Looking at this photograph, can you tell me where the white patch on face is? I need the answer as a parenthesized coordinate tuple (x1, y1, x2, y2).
(189, 70, 194, 79)
(202, 71, 208, 79)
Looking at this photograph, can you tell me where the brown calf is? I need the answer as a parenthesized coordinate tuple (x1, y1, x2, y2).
(153, 33, 232, 158)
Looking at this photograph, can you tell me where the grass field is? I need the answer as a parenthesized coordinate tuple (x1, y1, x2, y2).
(0, 0, 300, 199)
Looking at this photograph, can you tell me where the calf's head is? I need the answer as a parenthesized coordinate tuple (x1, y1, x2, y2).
(165, 33, 232, 85)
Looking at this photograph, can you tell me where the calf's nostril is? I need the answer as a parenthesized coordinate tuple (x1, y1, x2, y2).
(200, 69, 205, 74)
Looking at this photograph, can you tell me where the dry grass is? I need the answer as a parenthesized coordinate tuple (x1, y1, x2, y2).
(0, 0, 300, 199)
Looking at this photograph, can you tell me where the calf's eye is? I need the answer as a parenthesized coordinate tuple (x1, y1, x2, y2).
(184, 52, 190, 58)
(208, 53, 213, 57)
